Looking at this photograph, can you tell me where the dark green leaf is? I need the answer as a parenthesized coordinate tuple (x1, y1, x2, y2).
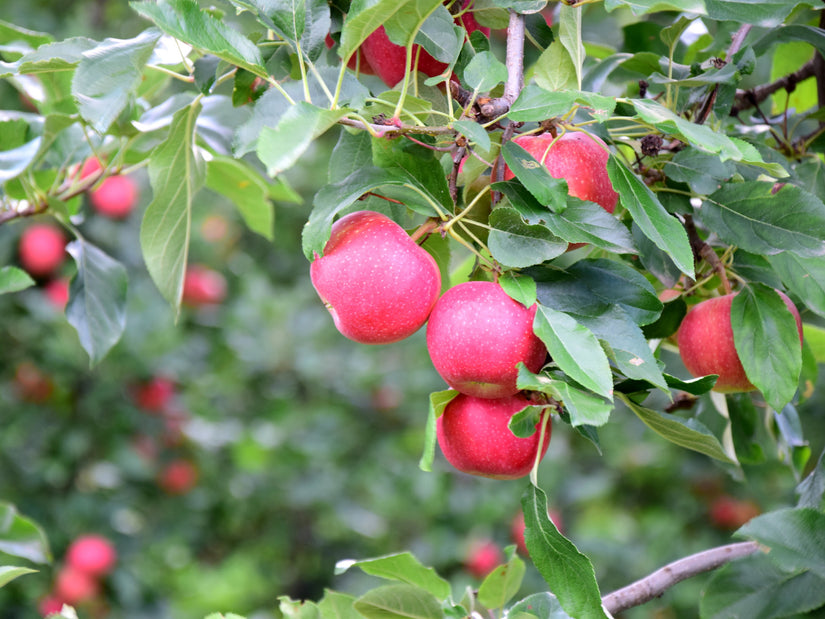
(453, 120, 491, 152)
(618, 393, 736, 463)
(663, 149, 736, 196)
(0, 502, 51, 564)
(206, 155, 274, 240)
(641, 295, 686, 339)
(663, 373, 718, 395)
(770, 253, 825, 319)
(521, 485, 607, 619)
(517, 365, 612, 427)
(542, 199, 636, 254)
(419, 390, 459, 472)
(131, 0, 267, 76)
(0, 267, 35, 295)
(797, 450, 825, 511)
(371, 137, 452, 212)
(607, 156, 694, 277)
(464, 50, 507, 92)
(509, 85, 616, 123)
(705, 0, 804, 27)
(336, 553, 451, 600)
(500, 141, 568, 212)
(533, 305, 613, 400)
(738, 508, 825, 579)
(415, 5, 461, 64)
(140, 100, 205, 313)
(478, 553, 526, 609)
(732, 284, 802, 411)
(704, 182, 825, 257)
(354, 584, 444, 619)
(329, 129, 373, 184)
(488, 208, 567, 268)
(65, 240, 128, 366)
(72, 29, 160, 132)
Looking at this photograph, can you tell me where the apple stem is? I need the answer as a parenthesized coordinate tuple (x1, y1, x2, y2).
(684, 214, 732, 295)
(409, 219, 440, 243)
(529, 410, 551, 487)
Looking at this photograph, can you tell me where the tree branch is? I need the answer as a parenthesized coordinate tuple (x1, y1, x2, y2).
(731, 58, 817, 116)
(602, 541, 760, 614)
(684, 213, 731, 294)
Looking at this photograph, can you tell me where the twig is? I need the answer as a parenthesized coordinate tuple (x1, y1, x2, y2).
(684, 214, 731, 294)
(814, 9, 825, 129)
(731, 59, 818, 116)
(601, 541, 760, 614)
(696, 25, 751, 124)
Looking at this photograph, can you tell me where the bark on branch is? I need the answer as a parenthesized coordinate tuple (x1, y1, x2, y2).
(731, 58, 818, 116)
(601, 541, 760, 614)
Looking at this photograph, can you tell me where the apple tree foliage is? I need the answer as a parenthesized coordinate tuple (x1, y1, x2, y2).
(2, 0, 825, 617)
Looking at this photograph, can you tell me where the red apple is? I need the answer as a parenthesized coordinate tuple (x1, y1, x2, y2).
(709, 496, 761, 530)
(510, 509, 563, 556)
(360, 1, 490, 88)
(79, 156, 103, 180)
(437, 393, 551, 479)
(310, 210, 441, 344)
(18, 224, 67, 277)
(182, 265, 227, 307)
(44, 277, 71, 310)
(676, 291, 802, 392)
(132, 375, 176, 414)
(504, 132, 619, 250)
(89, 175, 138, 219)
(54, 566, 99, 605)
(159, 459, 198, 495)
(65, 535, 117, 577)
(464, 539, 504, 579)
(38, 594, 65, 617)
(13, 361, 54, 404)
(426, 281, 546, 398)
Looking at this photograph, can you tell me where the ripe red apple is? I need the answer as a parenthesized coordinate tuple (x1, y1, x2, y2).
(65, 535, 117, 577)
(182, 265, 227, 307)
(159, 459, 198, 495)
(709, 496, 761, 530)
(426, 281, 546, 398)
(504, 132, 619, 249)
(510, 508, 563, 556)
(464, 539, 504, 579)
(310, 210, 441, 344)
(54, 566, 99, 605)
(132, 375, 176, 414)
(360, 1, 490, 88)
(89, 175, 138, 219)
(437, 393, 551, 479)
(676, 291, 803, 392)
(18, 223, 67, 277)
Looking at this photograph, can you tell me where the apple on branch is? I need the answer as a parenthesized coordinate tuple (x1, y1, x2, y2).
(426, 281, 546, 398)
(80, 157, 139, 219)
(437, 393, 550, 479)
(65, 534, 117, 577)
(676, 291, 802, 392)
(310, 210, 441, 345)
(18, 223, 67, 278)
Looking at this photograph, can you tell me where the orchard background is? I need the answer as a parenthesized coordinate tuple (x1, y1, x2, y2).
(1, 0, 825, 618)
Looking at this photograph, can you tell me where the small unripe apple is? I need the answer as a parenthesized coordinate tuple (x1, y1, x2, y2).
(709, 496, 761, 530)
(310, 210, 441, 345)
(54, 566, 99, 605)
(65, 535, 117, 577)
(159, 459, 198, 495)
(18, 224, 67, 277)
(426, 281, 546, 398)
(464, 539, 504, 579)
(676, 291, 803, 392)
(437, 393, 551, 479)
(182, 265, 227, 307)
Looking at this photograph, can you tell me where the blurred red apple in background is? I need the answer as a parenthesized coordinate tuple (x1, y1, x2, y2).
(133, 375, 176, 414)
(709, 496, 761, 530)
(43, 277, 70, 310)
(464, 539, 504, 579)
(65, 534, 117, 577)
(159, 459, 198, 495)
(18, 224, 67, 278)
(182, 265, 227, 307)
(54, 566, 99, 605)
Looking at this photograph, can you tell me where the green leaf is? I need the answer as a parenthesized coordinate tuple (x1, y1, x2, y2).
(508, 85, 616, 124)
(533, 305, 613, 400)
(738, 508, 825, 580)
(131, 0, 267, 76)
(329, 129, 373, 184)
(340, 0, 408, 61)
(499, 272, 537, 308)
(463, 50, 507, 92)
(336, 553, 451, 600)
(0, 502, 51, 564)
(663, 148, 736, 196)
(509, 592, 574, 619)
(0, 267, 35, 295)
(206, 155, 274, 240)
(701, 553, 825, 619)
(534, 41, 577, 92)
(797, 449, 825, 510)
(280, 597, 322, 619)
(319, 591, 359, 619)
(704, 182, 825, 258)
(415, 5, 461, 63)
(140, 100, 205, 313)
(72, 28, 161, 133)
(384, 0, 443, 48)
(419, 389, 459, 472)
(607, 156, 694, 277)
(617, 393, 736, 463)
(0, 566, 37, 589)
(522, 485, 607, 619)
(704, 0, 803, 27)
(453, 120, 491, 153)
(371, 136, 452, 213)
(603, 0, 704, 15)
(663, 373, 718, 395)
(500, 141, 568, 212)
(478, 553, 526, 610)
(517, 365, 613, 427)
(557, 4, 583, 90)
(353, 584, 444, 619)
(65, 240, 128, 366)
(488, 208, 567, 268)
(0, 137, 41, 183)
(16, 36, 96, 74)
(257, 103, 348, 177)
(732, 284, 803, 411)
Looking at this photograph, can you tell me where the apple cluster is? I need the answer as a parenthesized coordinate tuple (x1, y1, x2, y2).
(310, 210, 551, 480)
(39, 534, 117, 616)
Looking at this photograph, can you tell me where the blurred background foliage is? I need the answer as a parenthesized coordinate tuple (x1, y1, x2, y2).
(1, 1, 824, 618)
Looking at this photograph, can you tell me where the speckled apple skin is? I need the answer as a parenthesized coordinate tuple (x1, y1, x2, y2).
(676, 292, 802, 392)
(310, 210, 442, 345)
(426, 281, 547, 398)
(505, 132, 619, 213)
(437, 393, 551, 479)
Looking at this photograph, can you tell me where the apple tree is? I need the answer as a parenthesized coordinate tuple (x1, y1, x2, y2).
(1, 0, 825, 617)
